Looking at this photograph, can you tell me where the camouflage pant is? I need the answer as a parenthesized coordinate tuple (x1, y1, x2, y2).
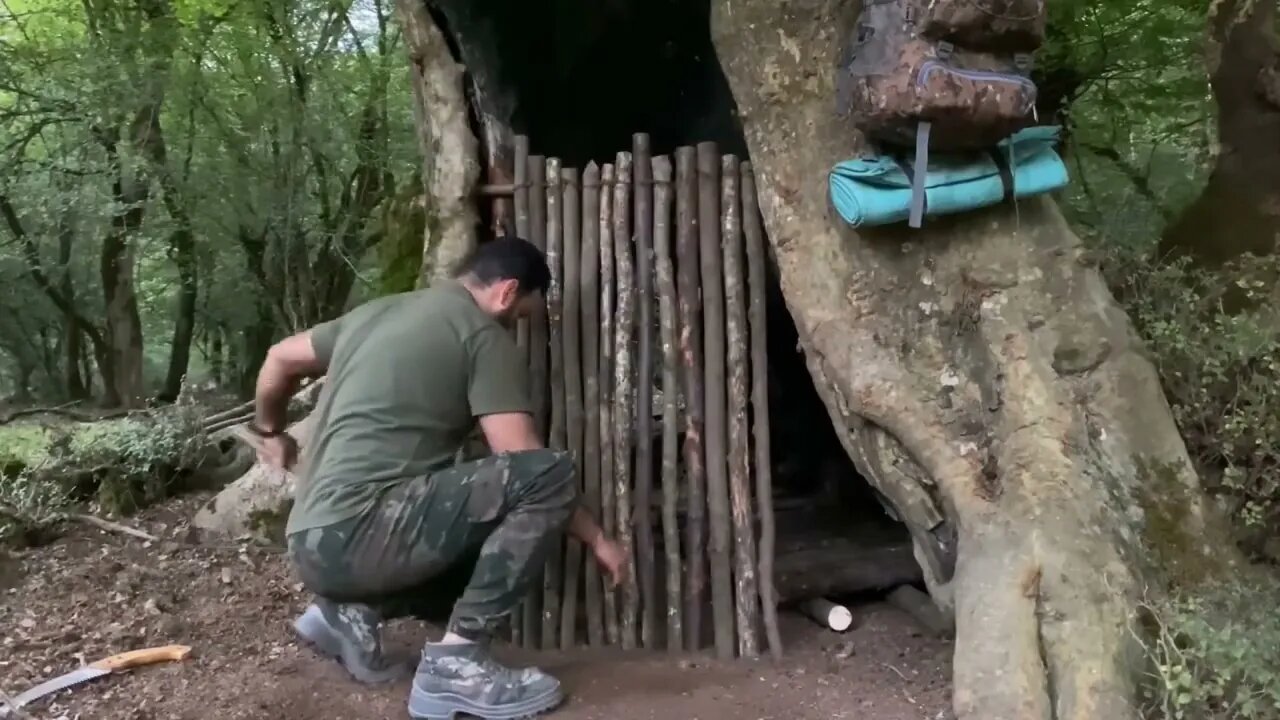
(287, 449, 577, 641)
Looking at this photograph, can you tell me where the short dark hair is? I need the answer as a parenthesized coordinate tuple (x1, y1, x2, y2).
(454, 235, 551, 297)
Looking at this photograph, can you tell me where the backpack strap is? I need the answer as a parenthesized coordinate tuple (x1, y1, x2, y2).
(988, 147, 1015, 202)
(908, 121, 932, 228)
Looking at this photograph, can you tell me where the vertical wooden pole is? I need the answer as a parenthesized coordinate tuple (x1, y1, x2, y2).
(632, 133, 657, 648)
(514, 136, 531, 358)
(742, 161, 783, 660)
(542, 157, 565, 650)
(674, 146, 706, 652)
(612, 150, 639, 650)
(598, 163, 620, 645)
(514, 137, 530, 236)
(721, 155, 761, 658)
(528, 155, 550, 439)
(523, 153, 548, 649)
(697, 141, 734, 660)
(560, 166, 585, 650)
(580, 163, 606, 647)
(652, 154, 683, 652)
(511, 136, 530, 647)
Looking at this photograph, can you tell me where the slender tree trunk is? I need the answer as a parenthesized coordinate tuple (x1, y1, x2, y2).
(210, 325, 225, 387)
(57, 225, 87, 401)
(160, 226, 199, 401)
(100, 217, 147, 407)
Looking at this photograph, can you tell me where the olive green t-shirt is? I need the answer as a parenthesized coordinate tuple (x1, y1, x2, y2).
(285, 281, 532, 535)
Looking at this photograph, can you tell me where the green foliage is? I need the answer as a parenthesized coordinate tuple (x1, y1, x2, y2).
(1108, 249, 1280, 545)
(0, 403, 208, 542)
(1047, 0, 1280, 557)
(0, 0, 423, 401)
(1140, 576, 1280, 719)
(375, 182, 427, 295)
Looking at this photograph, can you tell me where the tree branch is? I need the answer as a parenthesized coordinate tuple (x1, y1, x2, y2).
(1078, 142, 1175, 223)
(0, 192, 108, 349)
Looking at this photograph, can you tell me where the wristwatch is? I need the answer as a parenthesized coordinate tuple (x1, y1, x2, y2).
(246, 423, 285, 438)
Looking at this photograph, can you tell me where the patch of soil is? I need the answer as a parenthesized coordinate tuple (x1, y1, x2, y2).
(1, 495, 953, 719)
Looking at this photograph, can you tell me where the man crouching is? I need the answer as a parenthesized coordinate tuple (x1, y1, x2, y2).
(249, 236, 626, 719)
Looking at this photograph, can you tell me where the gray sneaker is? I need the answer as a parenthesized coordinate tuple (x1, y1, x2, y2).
(292, 599, 410, 684)
(408, 642, 563, 719)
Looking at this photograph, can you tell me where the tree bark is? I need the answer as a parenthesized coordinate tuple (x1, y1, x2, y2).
(397, 0, 482, 285)
(98, 126, 150, 408)
(632, 133, 657, 648)
(612, 151, 639, 650)
(710, 1, 1225, 717)
(580, 162, 606, 647)
(559, 166, 584, 649)
(697, 142, 734, 660)
(424, 0, 519, 235)
(159, 225, 199, 401)
(1159, 0, 1280, 264)
(598, 162, 620, 645)
(674, 146, 707, 652)
(721, 153, 761, 658)
(652, 154, 684, 652)
(543, 158, 566, 649)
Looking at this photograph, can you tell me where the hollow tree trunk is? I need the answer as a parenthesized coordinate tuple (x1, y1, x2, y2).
(397, 0, 482, 286)
(1159, 0, 1280, 264)
(428, 0, 519, 235)
(710, 1, 1225, 718)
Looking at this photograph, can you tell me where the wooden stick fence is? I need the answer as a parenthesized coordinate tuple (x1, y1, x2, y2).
(507, 134, 781, 659)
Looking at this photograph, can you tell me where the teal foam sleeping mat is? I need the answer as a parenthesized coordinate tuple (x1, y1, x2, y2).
(828, 125, 1069, 228)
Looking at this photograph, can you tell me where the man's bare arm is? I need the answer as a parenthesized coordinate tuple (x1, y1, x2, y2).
(478, 411, 605, 547)
(477, 412, 544, 454)
(254, 331, 327, 433)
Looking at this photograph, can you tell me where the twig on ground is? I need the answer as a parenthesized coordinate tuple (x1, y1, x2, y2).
(0, 502, 157, 543)
(70, 514, 158, 542)
(883, 662, 909, 681)
(0, 402, 131, 426)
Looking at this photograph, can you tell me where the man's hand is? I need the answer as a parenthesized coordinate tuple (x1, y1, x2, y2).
(257, 433, 299, 471)
(589, 533, 628, 589)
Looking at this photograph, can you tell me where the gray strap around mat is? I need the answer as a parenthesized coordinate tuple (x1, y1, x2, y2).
(908, 121, 931, 228)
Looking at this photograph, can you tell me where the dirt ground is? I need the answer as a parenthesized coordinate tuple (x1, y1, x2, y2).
(1, 496, 953, 720)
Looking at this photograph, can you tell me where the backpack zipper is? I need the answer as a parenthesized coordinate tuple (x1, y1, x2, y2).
(917, 60, 1036, 89)
(916, 60, 1037, 111)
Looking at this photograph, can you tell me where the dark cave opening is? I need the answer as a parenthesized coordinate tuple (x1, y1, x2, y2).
(444, 0, 747, 166)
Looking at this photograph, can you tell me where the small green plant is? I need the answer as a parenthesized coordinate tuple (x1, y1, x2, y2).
(64, 405, 207, 514)
(1138, 576, 1280, 719)
(1104, 247, 1280, 553)
(0, 399, 209, 542)
(0, 467, 74, 544)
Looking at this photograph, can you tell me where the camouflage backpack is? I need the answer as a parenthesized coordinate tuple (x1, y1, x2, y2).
(836, 0, 1047, 227)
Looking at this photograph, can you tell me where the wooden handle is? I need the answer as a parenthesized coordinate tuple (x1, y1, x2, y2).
(89, 645, 193, 672)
